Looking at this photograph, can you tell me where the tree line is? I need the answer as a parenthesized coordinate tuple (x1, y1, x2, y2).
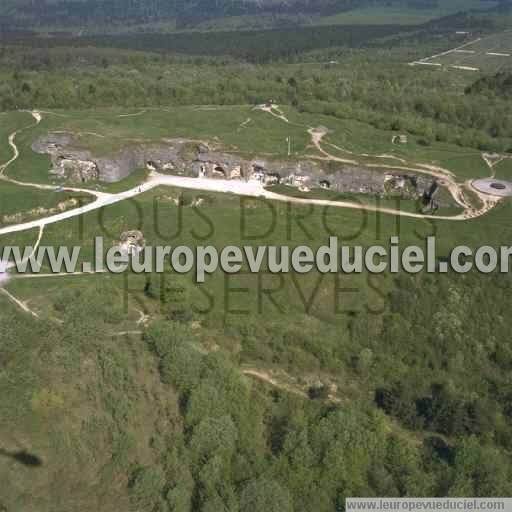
(1, 43, 511, 153)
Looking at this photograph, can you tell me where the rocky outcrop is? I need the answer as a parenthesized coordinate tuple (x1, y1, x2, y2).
(33, 134, 141, 183)
(33, 134, 100, 183)
(321, 167, 432, 198)
(52, 157, 99, 182)
(31, 133, 452, 206)
(33, 134, 318, 183)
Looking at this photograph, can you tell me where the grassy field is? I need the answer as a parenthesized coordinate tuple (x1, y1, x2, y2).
(0, 104, 497, 227)
(2, 147, 512, 510)
(315, 0, 499, 26)
(0, 99, 506, 311)
(493, 158, 512, 180)
(0, 182, 92, 225)
(0, 111, 96, 222)
(2, 179, 510, 324)
(283, 107, 492, 181)
(266, 184, 442, 215)
(0, 111, 34, 162)
(419, 30, 512, 73)
(466, 30, 512, 54)
(6, 106, 311, 184)
(3, 105, 495, 187)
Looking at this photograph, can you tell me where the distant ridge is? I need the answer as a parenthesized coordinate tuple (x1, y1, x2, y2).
(0, 0, 498, 31)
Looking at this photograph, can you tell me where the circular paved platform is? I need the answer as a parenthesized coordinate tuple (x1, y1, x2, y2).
(472, 178, 512, 197)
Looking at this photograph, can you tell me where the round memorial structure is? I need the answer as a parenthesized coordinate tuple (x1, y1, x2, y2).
(472, 178, 512, 198)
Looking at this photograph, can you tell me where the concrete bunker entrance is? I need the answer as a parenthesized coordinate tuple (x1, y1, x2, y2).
(213, 165, 227, 178)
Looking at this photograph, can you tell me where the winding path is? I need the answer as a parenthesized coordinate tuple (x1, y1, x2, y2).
(0, 112, 41, 177)
(307, 127, 499, 220)
(0, 108, 502, 241)
(0, 107, 503, 317)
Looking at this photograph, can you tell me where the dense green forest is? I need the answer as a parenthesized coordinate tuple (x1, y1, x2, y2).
(0, 39, 511, 153)
(0, 0, 503, 29)
(0, 24, 417, 58)
(466, 70, 512, 97)
(2, 251, 512, 510)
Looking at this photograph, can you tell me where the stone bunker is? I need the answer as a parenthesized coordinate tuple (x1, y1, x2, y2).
(119, 230, 146, 255)
(31, 133, 452, 205)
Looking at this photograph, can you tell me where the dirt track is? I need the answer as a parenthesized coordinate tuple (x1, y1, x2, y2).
(0, 107, 504, 317)
(0, 109, 503, 239)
